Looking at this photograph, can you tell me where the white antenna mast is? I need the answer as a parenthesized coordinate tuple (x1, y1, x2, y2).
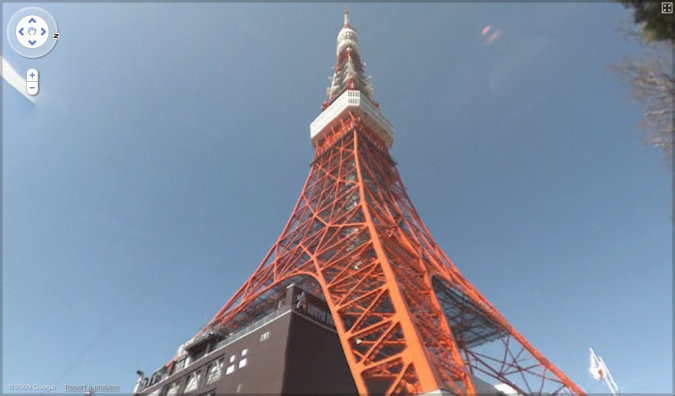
(589, 347, 620, 395)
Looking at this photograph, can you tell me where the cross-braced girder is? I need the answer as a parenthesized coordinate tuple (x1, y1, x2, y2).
(188, 114, 584, 395)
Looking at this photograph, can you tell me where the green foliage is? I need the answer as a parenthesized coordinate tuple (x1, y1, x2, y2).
(618, 0, 674, 42)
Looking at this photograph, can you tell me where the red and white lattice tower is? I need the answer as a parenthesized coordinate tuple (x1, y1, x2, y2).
(182, 12, 585, 395)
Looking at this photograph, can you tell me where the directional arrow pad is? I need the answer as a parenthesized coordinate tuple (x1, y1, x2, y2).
(8, 7, 59, 58)
(15, 14, 49, 49)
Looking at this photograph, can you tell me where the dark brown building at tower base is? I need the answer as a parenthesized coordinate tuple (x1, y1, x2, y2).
(134, 284, 503, 395)
(135, 285, 358, 395)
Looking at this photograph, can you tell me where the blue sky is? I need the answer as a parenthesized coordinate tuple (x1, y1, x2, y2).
(2, 2, 672, 394)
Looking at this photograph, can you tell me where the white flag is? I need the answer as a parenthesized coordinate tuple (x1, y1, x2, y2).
(588, 347, 620, 395)
(589, 348, 604, 380)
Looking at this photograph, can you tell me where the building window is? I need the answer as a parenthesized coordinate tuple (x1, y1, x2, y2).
(229, 354, 235, 363)
(225, 364, 235, 375)
(150, 372, 164, 386)
(238, 358, 247, 369)
(184, 371, 201, 393)
(259, 331, 270, 342)
(205, 359, 223, 385)
(241, 348, 248, 357)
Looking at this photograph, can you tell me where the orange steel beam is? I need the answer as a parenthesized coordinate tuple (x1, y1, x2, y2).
(189, 114, 584, 395)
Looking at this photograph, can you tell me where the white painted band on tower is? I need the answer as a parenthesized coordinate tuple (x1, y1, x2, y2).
(310, 90, 394, 148)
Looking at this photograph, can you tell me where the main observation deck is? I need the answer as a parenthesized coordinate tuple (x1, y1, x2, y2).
(310, 90, 394, 149)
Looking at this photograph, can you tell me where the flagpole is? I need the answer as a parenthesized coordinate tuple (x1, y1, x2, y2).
(598, 356, 620, 395)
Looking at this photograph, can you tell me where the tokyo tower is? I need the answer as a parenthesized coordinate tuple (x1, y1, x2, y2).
(135, 11, 584, 396)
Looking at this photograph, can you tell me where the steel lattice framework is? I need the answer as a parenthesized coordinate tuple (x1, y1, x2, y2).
(185, 12, 585, 396)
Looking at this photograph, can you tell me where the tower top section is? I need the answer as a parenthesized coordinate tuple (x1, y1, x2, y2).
(311, 11, 393, 150)
(324, 10, 375, 107)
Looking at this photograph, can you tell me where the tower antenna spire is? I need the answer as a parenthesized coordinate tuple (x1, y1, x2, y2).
(322, 10, 377, 110)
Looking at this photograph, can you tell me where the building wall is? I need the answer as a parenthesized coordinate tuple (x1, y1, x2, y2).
(282, 310, 357, 394)
(213, 312, 292, 394)
(137, 285, 358, 395)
